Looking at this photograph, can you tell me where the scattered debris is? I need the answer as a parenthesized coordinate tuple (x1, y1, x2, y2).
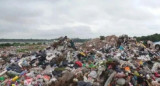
(0, 35, 160, 86)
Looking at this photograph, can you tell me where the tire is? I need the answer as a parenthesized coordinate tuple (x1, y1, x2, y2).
(155, 44, 160, 50)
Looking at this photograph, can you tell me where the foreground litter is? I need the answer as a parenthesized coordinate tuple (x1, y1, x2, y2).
(0, 35, 160, 86)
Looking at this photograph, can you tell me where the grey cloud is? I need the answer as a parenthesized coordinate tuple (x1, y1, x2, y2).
(0, 0, 160, 39)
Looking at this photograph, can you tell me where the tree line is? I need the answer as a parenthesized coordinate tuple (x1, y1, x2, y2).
(134, 33, 160, 42)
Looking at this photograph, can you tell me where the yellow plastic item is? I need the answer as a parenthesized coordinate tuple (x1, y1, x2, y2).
(139, 61, 143, 65)
(12, 84, 15, 86)
(134, 71, 140, 76)
(141, 43, 146, 48)
(80, 52, 86, 56)
(12, 76, 19, 82)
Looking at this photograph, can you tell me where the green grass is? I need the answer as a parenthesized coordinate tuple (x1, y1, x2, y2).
(16, 48, 29, 53)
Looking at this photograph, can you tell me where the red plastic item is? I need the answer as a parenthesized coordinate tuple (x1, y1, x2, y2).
(75, 61, 82, 67)
(155, 72, 160, 77)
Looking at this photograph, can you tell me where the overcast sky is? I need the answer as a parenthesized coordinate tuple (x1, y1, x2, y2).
(0, 0, 160, 39)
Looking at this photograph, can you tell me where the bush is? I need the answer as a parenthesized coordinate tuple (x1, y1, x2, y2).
(100, 36, 105, 40)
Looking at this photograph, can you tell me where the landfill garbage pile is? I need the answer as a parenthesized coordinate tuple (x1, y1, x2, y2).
(0, 35, 160, 86)
(80, 35, 118, 51)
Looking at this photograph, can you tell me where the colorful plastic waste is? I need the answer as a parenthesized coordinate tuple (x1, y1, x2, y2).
(12, 76, 19, 82)
(0, 35, 160, 86)
(0, 76, 5, 81)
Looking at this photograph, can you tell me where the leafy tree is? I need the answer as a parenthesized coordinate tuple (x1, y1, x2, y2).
(135, 33, 160, 42)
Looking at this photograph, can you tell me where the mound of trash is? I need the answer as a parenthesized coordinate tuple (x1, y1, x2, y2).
(0, 35, 160, 86)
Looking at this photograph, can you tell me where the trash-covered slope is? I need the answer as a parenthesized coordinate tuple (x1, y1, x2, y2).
(0, 35, 160, 86)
